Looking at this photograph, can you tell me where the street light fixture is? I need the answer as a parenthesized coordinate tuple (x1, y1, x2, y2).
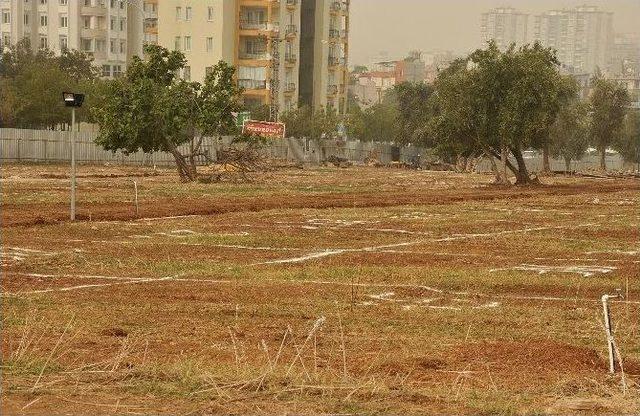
(62, 92, 85, 221)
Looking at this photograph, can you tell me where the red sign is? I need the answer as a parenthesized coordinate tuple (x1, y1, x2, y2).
(243, 120, 286, 139)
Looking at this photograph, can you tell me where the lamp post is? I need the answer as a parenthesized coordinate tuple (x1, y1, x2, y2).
(63, 92, 85, 221)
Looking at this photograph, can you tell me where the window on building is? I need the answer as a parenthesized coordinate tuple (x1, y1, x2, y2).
(39, 14, 47, 27)
(82, 16, 91, 29)
(2, 10, 11, 25)
(113, 65, 122, 77)
(120, 18, 126, 31)
(84, 0, 92, 6)
(110, 38, 116, 53)
(185, 7, 192, 21)
(95, 39, 105, 51)
(40, 0, 47, 4)
(102, 64, 111, 77)
(175, 7, 181, 21)
(2, 33, 10, 48)
(59, 14, 68, 27)
(81, 37, 92, 51)
(110, 0, 116, 7)
(110, 16, 115, 30)
(60, 0, 68, 5)
(39, 36, 48, 49)
(24, 13, 29, 25)
(59, 35, 67, 49)
(205, 66, 213, 76)
(174, 36, 180, 51)
(206, 37, 213, 52)
(119, 0, 124, 9)
(183, 66, 191, 81)
(208, 6, 214, 21)
(120, 40, 125, 53)
(184, 36, 191, 51)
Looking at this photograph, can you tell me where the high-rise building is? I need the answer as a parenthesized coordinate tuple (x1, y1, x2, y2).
(611, 33, 640, 76)
(480, 7, 529, 51)
(0, 0, 143, 78)
(299, 0, 350, 113)
(533, 6, 613, 74)
(151, 0, 349, 117)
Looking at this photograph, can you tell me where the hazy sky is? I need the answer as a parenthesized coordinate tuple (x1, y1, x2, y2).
(349, 0, 640, 65)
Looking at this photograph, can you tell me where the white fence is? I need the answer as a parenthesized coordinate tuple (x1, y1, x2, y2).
(0, 128, 423, 166)
(0, 128, 628, 172)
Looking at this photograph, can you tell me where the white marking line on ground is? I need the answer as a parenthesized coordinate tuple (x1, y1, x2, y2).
(250, 223, 598, 266)
(4, 272, 640, 305)
(490, 264, 616, 277)
(586, 249, 640, 256)
(2, 276, 176, 296)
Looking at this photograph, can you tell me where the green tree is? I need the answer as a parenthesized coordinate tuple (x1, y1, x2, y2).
(432, 42, 572, 184)
(0, 40, 100, 128)
(549, 99, 590, 171)
(94, 45, 242, 181)
(280, 106, 341, 140)
(589, 75, 631, 170)
(614, 110, 640, 167)
(393, 82, 435, 144)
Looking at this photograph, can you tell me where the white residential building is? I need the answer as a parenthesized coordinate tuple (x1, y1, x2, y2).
(533, 6, 613, 75)
(480, 7, 529, 51)
(0, 0, 143, 77)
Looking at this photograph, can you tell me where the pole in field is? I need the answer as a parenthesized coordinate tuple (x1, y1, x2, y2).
(601, 289, 623, 374)
(133, 180, 139, 217)
(63, 92, 85, 221)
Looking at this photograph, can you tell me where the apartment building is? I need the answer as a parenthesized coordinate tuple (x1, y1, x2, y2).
(533, 6, 613, 74)
(480, 7, 529, 51)
(611, 33, 640, 76)
(299, 0, 349, 113)
(155, 1, 236, 83)
(1, 0, 348, 117)
(0, 0, 143, 77)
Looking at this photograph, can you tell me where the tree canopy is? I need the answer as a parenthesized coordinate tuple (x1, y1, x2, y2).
(93, 45, 242, 181)
(0, 40, 100, 129)
(589, 75, 631, 170)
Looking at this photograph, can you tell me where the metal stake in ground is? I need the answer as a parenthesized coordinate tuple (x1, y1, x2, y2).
(133, 180, 139, 217)
(602, 289, 623, 374)
(63, 92, 85, 221)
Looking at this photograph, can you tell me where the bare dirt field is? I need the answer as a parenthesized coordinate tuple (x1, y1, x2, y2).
(1, 163, 639, 415)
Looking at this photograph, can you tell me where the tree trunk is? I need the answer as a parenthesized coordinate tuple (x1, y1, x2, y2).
(501, 145, 509, 182)
(542, 142, 551, 174)
(169, 148, 195, 182)
(600, 148, 607, 171)
(512, 146, 536, 185)
(486, 151, 509, 185)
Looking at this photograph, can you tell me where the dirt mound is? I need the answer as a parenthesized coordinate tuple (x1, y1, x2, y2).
(452, 340, 606, 374)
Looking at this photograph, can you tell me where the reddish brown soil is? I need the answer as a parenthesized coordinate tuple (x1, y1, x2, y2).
(3, 181, 638, 227)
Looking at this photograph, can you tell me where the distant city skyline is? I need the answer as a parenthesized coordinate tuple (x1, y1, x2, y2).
(349, 0, 640, 65)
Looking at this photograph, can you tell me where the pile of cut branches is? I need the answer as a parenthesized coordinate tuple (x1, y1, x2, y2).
(200, 144, 270, 183)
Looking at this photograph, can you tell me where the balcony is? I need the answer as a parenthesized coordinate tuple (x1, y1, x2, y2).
(239, 51, 271, 60)
(328, 56, 344, 67)
(286, 0, 298, 8)
(329, 1, 349, 14)
(285, 53, 297, 64)
(285, 24, 298, 37)
(238, 79, 267, 90)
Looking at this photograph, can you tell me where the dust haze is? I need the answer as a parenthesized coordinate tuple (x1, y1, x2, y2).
(350, 0, 640, 64)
